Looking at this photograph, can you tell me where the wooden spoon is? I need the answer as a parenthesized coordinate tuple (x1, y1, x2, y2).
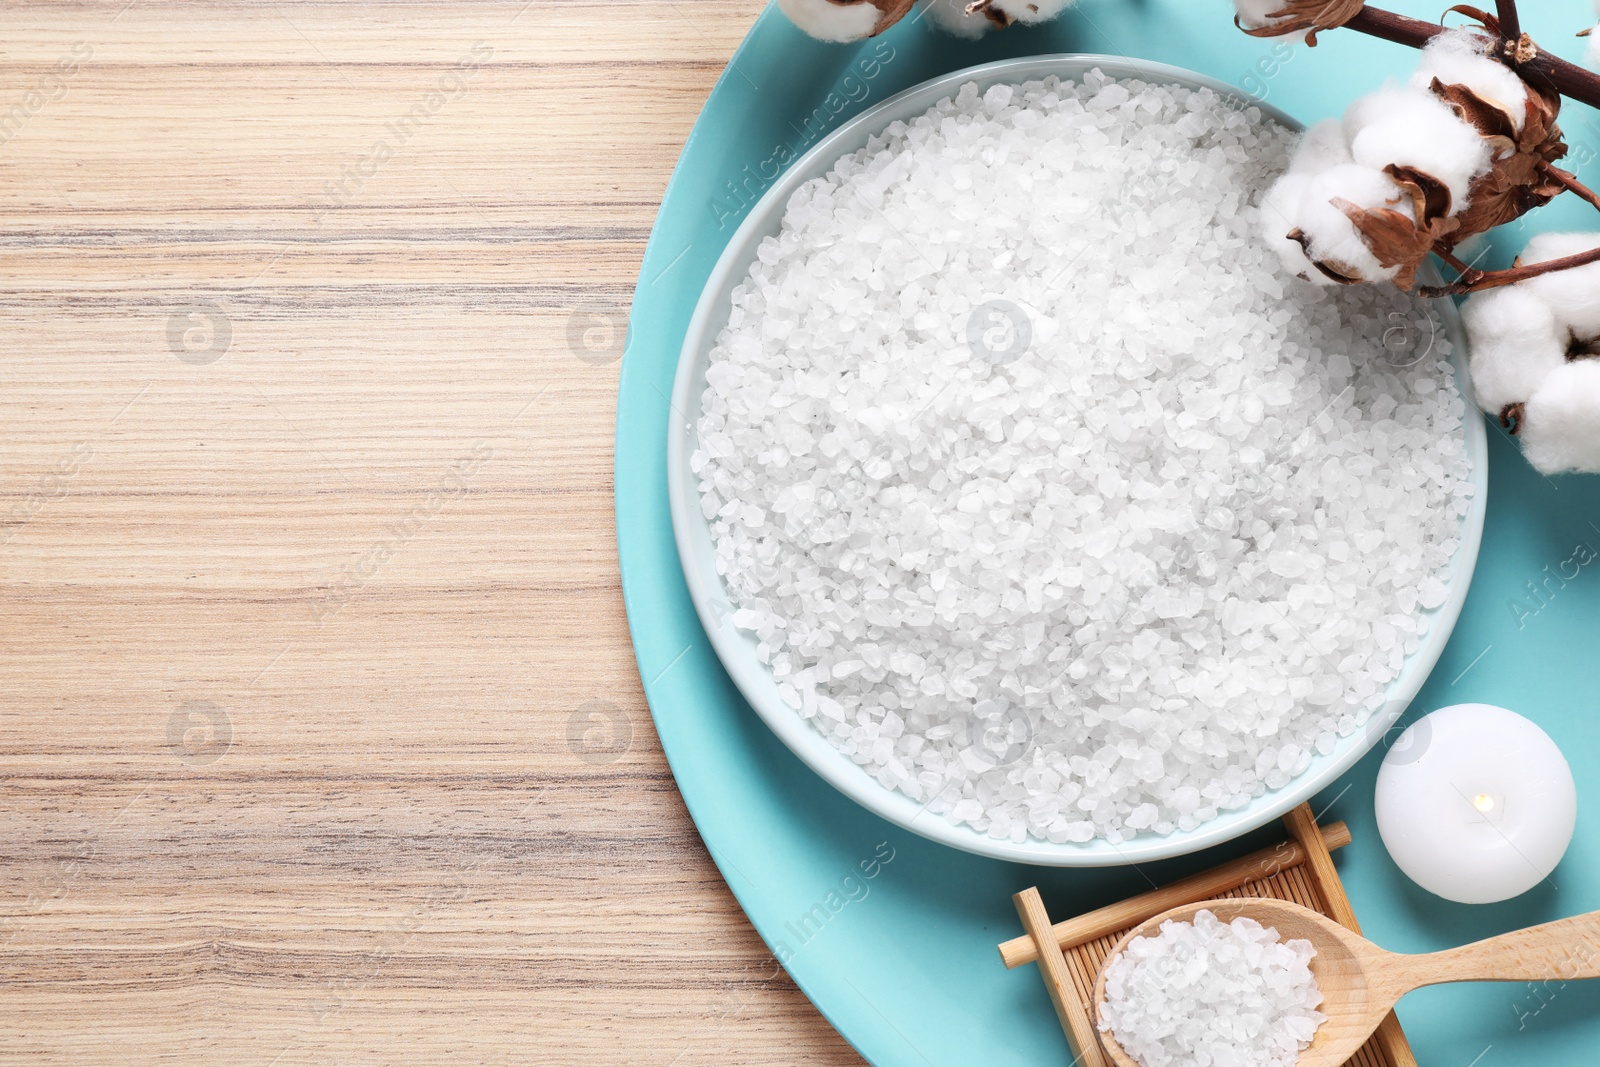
(1091, 897, 1600, 1067)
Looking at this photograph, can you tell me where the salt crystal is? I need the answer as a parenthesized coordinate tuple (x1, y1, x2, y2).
(1099, 909, 1326, 1067)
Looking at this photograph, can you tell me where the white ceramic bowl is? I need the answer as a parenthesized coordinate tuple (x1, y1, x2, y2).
(666, 54, 1489, 866)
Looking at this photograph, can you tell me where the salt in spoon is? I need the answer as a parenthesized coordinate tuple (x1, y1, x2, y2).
(1091, 897, 1600, 1067)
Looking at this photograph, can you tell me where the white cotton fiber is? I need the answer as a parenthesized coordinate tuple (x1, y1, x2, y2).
(778, 0, 882, 41)
(697, 74, 1473, 845)
(1461, 286, 1567, 415)
(1519, 232, 1600, 337)
(1520, 361, 1600, 474)
(1232, 0, 1284, 27)
(924, 0, 993, 37)
(1288, 118, 1355, 176)
(991, 0, 1075, 24)
(1271, 121, 1361, 282)
(1412, 27, 1530, 129)
(1099, 910, 1327, 1067)
(1461, 232, 1600, 437)
(1259, 173, 1334, 285)
(1294, 163, 1405, 281)
(1232, 0, 1308, 42)
(1346, 86, 1490, 213)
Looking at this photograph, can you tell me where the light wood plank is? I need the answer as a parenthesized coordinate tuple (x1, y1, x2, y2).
(0, 1, 864, 1063)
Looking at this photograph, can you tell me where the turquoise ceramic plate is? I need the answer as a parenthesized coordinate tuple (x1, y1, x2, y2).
(618, 2, 1600, 1063)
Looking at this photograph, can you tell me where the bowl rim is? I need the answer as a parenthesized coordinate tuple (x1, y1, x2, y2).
(665, 52, 1490, 867)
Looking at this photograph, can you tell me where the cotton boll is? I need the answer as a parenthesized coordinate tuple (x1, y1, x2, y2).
(1259, 173, 1336, 286)
(924, 0, 993, 38)
(1519, 360, 1600, 474)
(1233, 0, 1309, 43)
(990, 0, 1074, 25)
(1347, 87, 1490, 214)
(1519, 232, 1600, 338)
(1462, 286, 1567, 414)
(1522, 231, 1600, 263)
(1411, 27, 1529, 130)
(778, 0, 884, 41)
(1287, 119, 1354, 176)
(1294, 164, 1405, 282)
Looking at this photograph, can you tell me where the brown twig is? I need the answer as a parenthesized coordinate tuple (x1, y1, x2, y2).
(1541, 163, 1600, 214)
(1494, 0, 1520, 46)
(1421, 242, 1600, 296)
(1435, 248, 1477, 275)
(1340, 6, 1443, 49)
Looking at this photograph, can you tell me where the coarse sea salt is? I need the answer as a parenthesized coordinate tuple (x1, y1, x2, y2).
(1098, 909, 1326, 1067)
(693, 73, 1474, 844)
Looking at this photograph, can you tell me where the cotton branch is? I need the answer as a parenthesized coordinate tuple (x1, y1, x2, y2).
(1328, 4, 1600, 110)
(1246, 0, 1600, 299)
(1420, 243, 1600, 297)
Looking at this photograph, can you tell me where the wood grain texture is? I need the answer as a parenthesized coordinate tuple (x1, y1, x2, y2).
(1012, 888, 1109, 1067)
(0, 1, 864, 1063)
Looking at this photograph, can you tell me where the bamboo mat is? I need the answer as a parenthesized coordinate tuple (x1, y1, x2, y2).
(1003, 805, 1417, 1067)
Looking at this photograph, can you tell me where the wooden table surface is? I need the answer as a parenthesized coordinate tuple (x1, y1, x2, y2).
(1, 2, 862, 1062)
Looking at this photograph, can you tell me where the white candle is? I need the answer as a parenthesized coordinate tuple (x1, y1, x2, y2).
(1374, 704, 1576, 904)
